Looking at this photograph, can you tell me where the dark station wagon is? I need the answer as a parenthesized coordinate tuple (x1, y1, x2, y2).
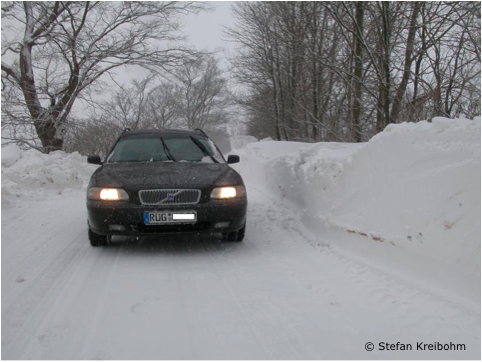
(86, 129, 247, 246)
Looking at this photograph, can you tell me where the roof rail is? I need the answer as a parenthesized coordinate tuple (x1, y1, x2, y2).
(194, 128, 208, 137)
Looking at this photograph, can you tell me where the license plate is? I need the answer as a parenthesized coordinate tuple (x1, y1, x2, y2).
(143, 211, 197, 225)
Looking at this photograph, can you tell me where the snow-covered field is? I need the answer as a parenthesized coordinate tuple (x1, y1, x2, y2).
(2, 117, 480, 359)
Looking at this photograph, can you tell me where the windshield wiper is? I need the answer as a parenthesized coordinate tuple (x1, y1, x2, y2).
(190, 136, 219, 163)
(160, 136, 177, 162)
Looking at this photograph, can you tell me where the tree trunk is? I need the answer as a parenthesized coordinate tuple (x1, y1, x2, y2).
(19, 3, 63, 153)
(377, 2, 391, 133)
(352, 2, 364, 142)
(390, 2, 421, 123)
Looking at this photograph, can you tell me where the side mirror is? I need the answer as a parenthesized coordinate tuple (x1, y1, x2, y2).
(227, 155, 240, 164)
(87, 155, 103, 165)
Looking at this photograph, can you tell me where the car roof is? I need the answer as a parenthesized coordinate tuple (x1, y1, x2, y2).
(122, 128, 206, 136)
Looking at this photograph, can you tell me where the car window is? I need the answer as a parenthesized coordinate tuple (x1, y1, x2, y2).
(107, 135, 225, 163)
(164, 136, 224, 163)
(107, 138, 168, 162)
(204, 137, 225, 162)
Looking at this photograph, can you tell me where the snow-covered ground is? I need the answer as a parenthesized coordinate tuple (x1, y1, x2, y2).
(230, 117, 481, 310)
(2, 117, 480, 359)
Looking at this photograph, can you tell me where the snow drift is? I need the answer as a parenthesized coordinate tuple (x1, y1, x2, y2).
(1, 145, 98, 206)
(229, 135, 258, 150)
(231, 117, 480, 306)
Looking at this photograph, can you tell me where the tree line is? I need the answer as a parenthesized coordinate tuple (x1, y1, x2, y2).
(64, 56, 231, 157)
(226, 1, 481, 142)
(1, 1, 224, 154)
(2, 2, 480, 153)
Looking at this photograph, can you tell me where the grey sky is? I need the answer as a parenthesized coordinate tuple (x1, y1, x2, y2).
(75, 2, 236, 115)
(114, 2, 235, 81)
(182, 2, 235, 58)
(1, 2, 238, 118)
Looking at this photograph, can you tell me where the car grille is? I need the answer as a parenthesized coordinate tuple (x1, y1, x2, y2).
(138, 189, 201, 205)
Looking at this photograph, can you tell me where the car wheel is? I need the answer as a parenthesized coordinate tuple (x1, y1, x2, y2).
(88, 228, 109, 247)
(222, 223, 245, 242)
(236, 223, 246, 241)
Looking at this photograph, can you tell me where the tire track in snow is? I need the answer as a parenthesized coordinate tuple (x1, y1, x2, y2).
(200, 239, 308, 359)
(169, 240, 198, 358)
(2, 215, 81, 286)
(2, 226, 88, 357)
(18, 241, 134, 359)
(78, 247, 122, 359)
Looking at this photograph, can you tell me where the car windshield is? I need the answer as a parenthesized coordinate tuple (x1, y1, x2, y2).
(106, 134, 225, 163)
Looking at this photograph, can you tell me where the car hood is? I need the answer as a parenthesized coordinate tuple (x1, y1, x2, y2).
(93, 162, 242, 190)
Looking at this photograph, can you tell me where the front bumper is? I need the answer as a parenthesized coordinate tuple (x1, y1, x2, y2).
(87, 198, 247, 236)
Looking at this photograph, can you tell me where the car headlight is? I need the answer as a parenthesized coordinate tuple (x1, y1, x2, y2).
(88, 187, 129, 201)
(210, 186, 246, 199)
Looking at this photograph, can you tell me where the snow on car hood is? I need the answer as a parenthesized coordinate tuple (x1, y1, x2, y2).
(93, 161, 243, 190)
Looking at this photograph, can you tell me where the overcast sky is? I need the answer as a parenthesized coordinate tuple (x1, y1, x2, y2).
(107, 2, 235, 83)
(182, 1, 235, 64)
(75, 2, 237, 115)
(0, 2, 239, 117)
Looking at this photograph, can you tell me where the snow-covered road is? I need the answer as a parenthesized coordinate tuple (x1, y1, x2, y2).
(2, 186, 480, 359)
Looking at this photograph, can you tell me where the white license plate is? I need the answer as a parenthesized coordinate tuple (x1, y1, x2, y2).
(143, 211, 197, 225)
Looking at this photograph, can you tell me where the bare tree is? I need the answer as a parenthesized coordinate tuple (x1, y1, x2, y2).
(352, 2, 364, 142)
(145, 82, 183, 129)
(88, 76, 156, 131)
(1, 1, 205, 152)
(63, 54, 230, 155)
(417, 2, 481, 118)
(173, 56, 230, 129)
(227, 1, 480, 142)
(390, 2, 422, 123)
(64, 118, 119, 158)
(225, 3, 287, 140)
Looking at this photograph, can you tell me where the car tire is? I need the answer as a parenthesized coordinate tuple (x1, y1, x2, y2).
(236, 223, 246, 241)
(222, 223, 245, 242)
(89, 228, 109, 247)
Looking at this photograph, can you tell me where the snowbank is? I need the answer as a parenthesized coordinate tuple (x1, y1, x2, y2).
(229, 135, 258, 151)
(231, 117, 480, 301)
(1, 145, 98, 205)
